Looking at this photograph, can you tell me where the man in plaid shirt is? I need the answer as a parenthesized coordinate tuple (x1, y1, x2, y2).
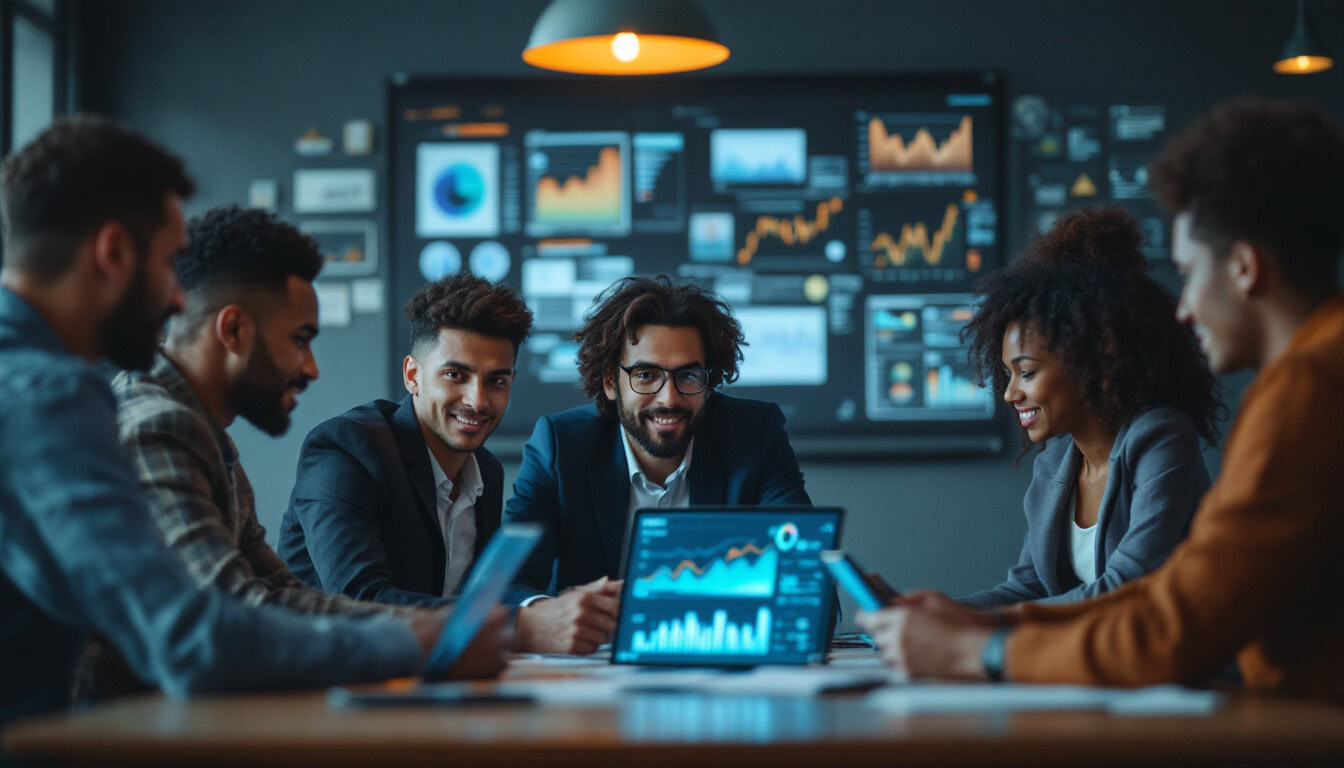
(86, 206, 509, 698)
(108, 206, 410, 618)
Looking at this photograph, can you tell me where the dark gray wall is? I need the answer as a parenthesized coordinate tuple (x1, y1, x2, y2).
(77, 0, 1343, 628)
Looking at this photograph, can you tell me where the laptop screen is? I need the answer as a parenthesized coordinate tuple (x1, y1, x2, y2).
(613, 506, 842, 666)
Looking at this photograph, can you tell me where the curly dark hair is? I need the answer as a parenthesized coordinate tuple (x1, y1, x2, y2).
(1, 114, 194, 280)
(405, 273, 533, 356)
(167, 205, 323, 340)
(1149, 98, 1344, 297)
(963, 206, 1222, 455)
(575, 275, 744, 420)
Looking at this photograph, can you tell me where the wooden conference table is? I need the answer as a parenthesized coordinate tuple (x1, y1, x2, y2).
(6, 651, 1343, 767)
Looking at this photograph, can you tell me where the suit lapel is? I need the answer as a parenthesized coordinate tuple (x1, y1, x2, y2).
(472, 448, 502, 558)
(689, 394, 726, 504)
(688, 437, 725, 504)
(1038, 440, 1081, 594)
(391, 395, 444, 545)
(590, 423, 631, 575)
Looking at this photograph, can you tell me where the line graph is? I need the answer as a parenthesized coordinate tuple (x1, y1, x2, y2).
(736, 197, 843, 266)
(869, 203, 960, 267)
(632, 541, 777, 599)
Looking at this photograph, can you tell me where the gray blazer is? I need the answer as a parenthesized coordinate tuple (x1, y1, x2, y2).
(961, 406, 1210, 607)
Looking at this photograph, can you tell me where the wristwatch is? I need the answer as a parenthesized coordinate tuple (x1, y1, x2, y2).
(981, 627, 1009, 683)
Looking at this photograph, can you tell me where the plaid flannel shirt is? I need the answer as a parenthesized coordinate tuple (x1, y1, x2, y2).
(111, 352, 402, 619)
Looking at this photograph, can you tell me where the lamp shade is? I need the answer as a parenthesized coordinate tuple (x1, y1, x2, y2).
(1274, 0, 1333, 74)
(523, 0, 729, 76)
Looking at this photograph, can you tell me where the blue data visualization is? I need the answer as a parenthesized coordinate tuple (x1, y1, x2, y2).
(615, 509, 840, 665)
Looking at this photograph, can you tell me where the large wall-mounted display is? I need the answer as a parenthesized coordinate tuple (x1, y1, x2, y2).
(388, 74, 1005, 454)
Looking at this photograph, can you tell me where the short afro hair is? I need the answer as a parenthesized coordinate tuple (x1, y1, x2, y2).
(167, 205, 323, 340)
(963, 206, 1223, 458)
(1149, 98, 1344, 297)
(575, 275, 744, 420)
(405, 273, 533, 356)
(2, 114, 194, 280)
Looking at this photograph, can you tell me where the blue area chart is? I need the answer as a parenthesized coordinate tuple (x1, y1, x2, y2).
(632, 544, 778, 599)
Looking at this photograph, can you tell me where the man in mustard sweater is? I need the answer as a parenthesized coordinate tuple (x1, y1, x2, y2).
(859, 99, 1344, 702)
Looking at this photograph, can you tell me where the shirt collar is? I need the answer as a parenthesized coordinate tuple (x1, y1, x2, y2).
(427, 446, 484, 505)
(0, 286, 68, 355)
(621, 428, 694, 491)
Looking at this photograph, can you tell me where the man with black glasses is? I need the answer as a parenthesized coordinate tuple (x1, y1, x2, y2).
(504, 275, 812, 654)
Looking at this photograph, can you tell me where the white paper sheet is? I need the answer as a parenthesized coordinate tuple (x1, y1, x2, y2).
(315, 282, 352, 328)
(867, 683, 1221, 716)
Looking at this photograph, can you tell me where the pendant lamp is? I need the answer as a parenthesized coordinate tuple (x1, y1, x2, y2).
(1274, 0, 1333, 75)
(523, 0, 729, 76)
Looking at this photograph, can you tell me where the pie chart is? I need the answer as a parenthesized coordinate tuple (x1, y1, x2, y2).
(433, 163, 486, 217)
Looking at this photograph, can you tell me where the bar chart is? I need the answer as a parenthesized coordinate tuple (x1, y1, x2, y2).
(631, 607, 773, 656)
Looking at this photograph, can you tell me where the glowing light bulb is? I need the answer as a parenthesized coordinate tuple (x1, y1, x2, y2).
(1297, 56, 1310, 69)
(612, 32, 640, 62)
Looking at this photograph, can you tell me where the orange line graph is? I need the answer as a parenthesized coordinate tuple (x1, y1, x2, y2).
(870, 203, 960, 267)
(737, 198, 843, 266)
(639, 543, 768, 582)
(868, 116, 972, 172)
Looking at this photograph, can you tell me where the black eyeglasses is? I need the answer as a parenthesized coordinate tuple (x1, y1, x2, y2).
(617, 363, 711, 396)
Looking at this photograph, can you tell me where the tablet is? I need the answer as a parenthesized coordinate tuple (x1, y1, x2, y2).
(613, 506, 843, 667)
(422, 524, 542, 679)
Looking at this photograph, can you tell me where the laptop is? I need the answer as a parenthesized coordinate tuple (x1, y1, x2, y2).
(612, 505, 843, 667)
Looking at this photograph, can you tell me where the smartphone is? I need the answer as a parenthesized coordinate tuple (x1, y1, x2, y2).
(820, 550, 900, 612)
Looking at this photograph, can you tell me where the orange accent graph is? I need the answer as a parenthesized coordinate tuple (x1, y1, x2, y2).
(869, 204, 960, 268)
(640, 543, 768, 583)
(737, 198, 844, 265)
(534, 146, 622, 224)
(868, 116, 972, 172)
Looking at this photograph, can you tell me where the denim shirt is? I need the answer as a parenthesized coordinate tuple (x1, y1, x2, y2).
(0, 287, 422, 726)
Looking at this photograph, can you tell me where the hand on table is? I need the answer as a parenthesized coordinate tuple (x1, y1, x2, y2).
(856, 590, 1001, 680)
(409, 605, 515, 680)
(516, 576, 623, 654)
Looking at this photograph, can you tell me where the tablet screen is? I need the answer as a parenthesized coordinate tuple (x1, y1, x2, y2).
(614, 507, 841, 666)
(422, 524, 541, 678)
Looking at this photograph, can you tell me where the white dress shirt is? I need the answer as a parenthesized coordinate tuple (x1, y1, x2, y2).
(427, 448, 484, 596)
(622, 430, 693, 518)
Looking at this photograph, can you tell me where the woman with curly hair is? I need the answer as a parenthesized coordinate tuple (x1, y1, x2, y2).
(959, 206, 1221, 607)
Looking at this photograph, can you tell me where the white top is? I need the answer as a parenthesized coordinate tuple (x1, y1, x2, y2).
(427, 447, 484, 596)
(1068, 487, 1099, 584)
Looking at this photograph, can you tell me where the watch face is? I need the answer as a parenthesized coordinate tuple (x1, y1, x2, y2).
(982, 628, 1008, 681)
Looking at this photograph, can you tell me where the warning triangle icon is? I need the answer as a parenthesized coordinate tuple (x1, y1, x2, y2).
(1071, 173, 1099, 197)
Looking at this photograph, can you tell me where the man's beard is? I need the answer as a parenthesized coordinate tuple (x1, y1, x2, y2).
(230, 335, 306, 436)
(616, 392, 704, 460)
(101, 263, 174, 371)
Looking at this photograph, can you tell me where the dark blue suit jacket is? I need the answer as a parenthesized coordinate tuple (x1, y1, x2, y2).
(503, 392, 811, 605)
(278, 395, 503, 607)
